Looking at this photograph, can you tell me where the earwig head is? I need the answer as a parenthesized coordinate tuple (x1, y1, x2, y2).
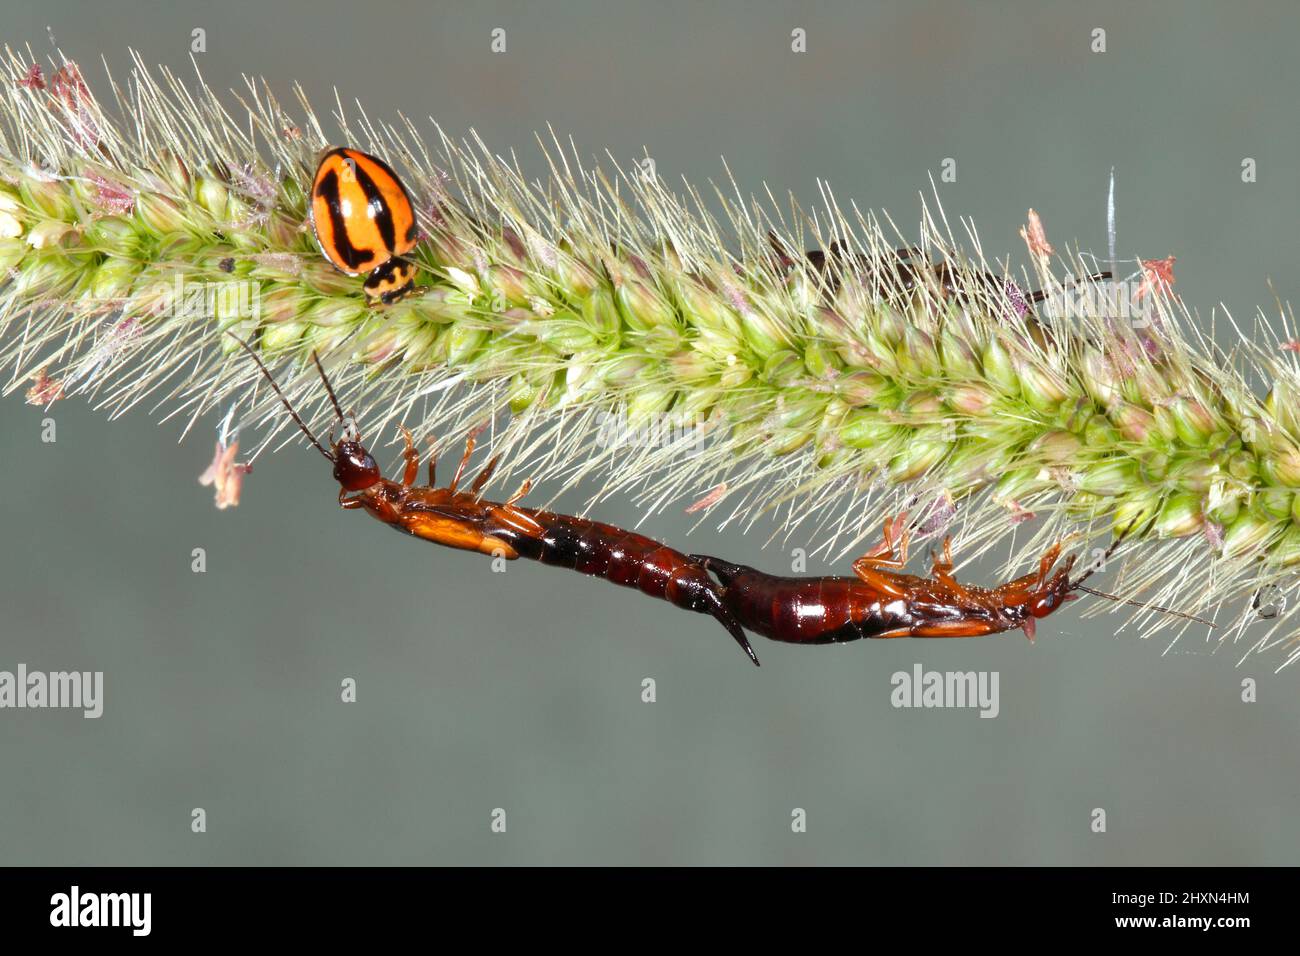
(1027, 555, 1078, 619)
(329, 419, 380, 491)
(331, 437, 381, 491)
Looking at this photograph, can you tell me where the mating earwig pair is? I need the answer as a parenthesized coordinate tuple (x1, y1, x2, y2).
(232, 337, 1210, 665)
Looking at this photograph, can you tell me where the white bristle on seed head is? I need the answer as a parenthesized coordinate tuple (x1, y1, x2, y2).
(3, 48, 1300, 668)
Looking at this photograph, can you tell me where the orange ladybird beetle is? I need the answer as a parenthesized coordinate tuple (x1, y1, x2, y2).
(309, 147, 420, 304)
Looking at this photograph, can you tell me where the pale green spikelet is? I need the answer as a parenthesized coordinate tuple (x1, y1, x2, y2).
(4, 49, 1300, 669)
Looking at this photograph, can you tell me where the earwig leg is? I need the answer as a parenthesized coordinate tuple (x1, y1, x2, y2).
(908, 620, 1004, 638)
(470, 455, 501, 497)
(996, 541, 1068, 599)
(338, 489, 365, 510)
(850, 560, 911, 599)
(929, 536, 968, 595)
(857, 513, 911, 570)
(1033, 542, 1063, 589)
(398, 425, 419, 488)
(447, 432, 477, 494)
(490, 504, 545, 537)
(505, 478, 532, 507)
(427, 440, 437, 487)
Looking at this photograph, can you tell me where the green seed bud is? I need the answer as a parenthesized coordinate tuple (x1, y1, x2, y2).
(897, 327, 941, 377)
(946, 384, 995, 417)
(637, 325, 682, 357)
(1084, 415, 1120, 449)
(1110, 402, 1157, 443)
(1111, 495, 1160, 537)
(194, 174, 229, 217)
(1268, 524, 1300, 567)
(1079, 347, 1122, 408)
(837, 371, 892, 407)
(1259, 487, 1293, 520)
(260, 321, 306, 354)
(601, 354, 649, 386)
(1077, 458, 1139, 497)
(0, 238, 27, 272)
(900, 390, 944, 419)
(1029, 429, 1083, 465)
(304, 297, 367, 328)
(1221, 513, 1274, 560)
(84, 216, 139, 255)
(483, 264, 531, 308)
(887, 426, 950, 482)
(446, 324, 489, 366)
(1263, 441, 1300, 487)
(939, 330, 980, 378)
(981, 338, 1018, 394)
(1164, 395, 1218, 447)
(253, 285, 302, 325)
(1016, 357, 1070, 413)
(616, 279, 676, 332)
(89, 257, 140, 301)
(20, 175, 74, 220)
(668, 349, 714, 383)
(741, 308, 789, 358)
(1205, 487, 1241, 526)
(840, 411, 900, 450)
(626, 385, 674, 425)
(581, 289, 621, 340)
(1154, 491, 1205, 538)
(803, 341, 837, 379)
(136, 192, 189, 234)
(14, 254, 79, 299)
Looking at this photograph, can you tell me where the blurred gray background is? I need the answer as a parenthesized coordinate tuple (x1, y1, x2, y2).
(1, 0, 1297, 865)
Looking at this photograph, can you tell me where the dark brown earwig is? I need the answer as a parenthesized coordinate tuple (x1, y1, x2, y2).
(691, 515, 1212, 646)
(230, 336, 761, 665)
(767, 233, 1111, 317)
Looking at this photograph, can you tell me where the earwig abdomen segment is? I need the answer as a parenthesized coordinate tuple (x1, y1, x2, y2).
(483, 509, 759, 663)
(499, 512, 715, 614)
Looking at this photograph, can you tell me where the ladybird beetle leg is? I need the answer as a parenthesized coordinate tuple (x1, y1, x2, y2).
(398, 425, 419, 488)
(447, 432, 477, 494)
(470, 455, 501, 497)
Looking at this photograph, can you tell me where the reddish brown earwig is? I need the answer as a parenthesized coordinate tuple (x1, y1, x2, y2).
(230, 336, 761, 665)
(691, 516, 1213, 645)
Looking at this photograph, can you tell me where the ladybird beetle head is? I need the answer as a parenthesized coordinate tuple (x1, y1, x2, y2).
(332, 435, 381, 491)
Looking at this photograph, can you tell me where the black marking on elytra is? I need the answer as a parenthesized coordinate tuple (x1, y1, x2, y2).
(316, 168, 373, 271)
(352, 162, 397, 254)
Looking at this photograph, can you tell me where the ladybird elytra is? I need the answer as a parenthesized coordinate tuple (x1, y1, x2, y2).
(309, 146, 419, 303)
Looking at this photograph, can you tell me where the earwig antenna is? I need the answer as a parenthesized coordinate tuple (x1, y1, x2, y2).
(1073, 584, 1215, 628)
(310, 351, 347, 422)
(225, 332, 334, 463)
(1069, 521, 1137, 590)
(1066, 520, 1213, 627)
